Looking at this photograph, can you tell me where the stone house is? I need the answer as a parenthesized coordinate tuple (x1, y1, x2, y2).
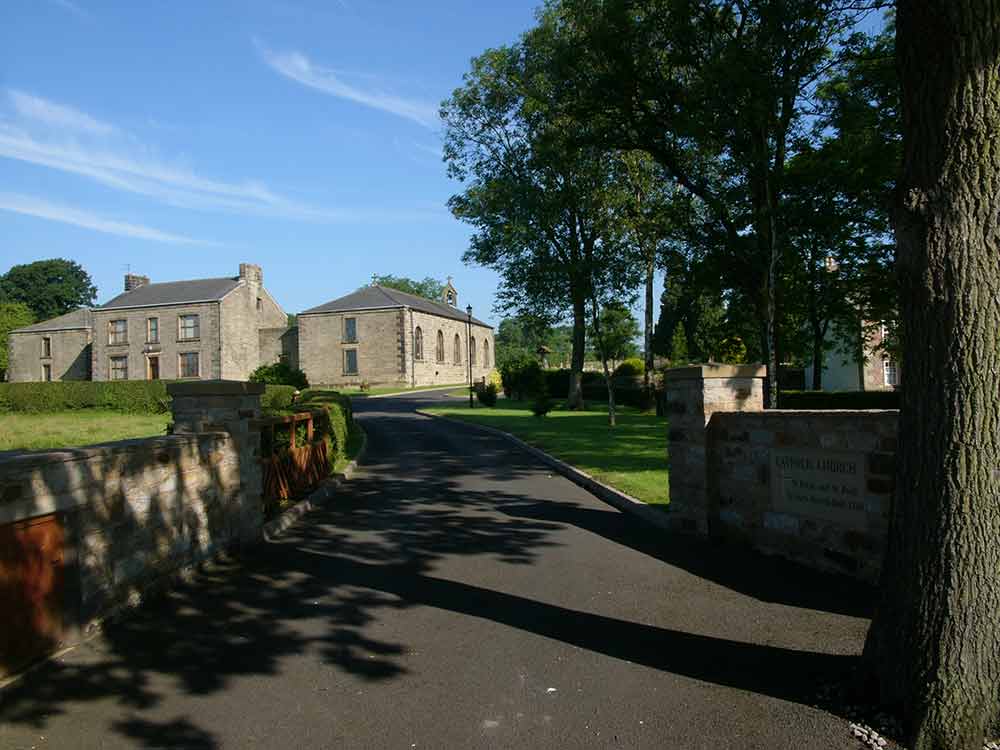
(6, 308, 93, 383)
(805, 322, 899, 391)
(298, 280, 494, 387)
(6, 263, 292, 382)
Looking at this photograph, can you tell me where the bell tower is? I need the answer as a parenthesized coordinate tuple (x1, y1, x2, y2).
(442, 276, 458, 307)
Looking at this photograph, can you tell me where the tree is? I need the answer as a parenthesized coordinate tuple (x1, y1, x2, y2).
(366, 275, 445, 301)
(442, 41, 633, 408)
(588, 302, 640, 425)
(0, 259, 96, 321)
(862, 2, 1000, 748)
(0, 302, 34, 379)
(536, 0, 867, 406)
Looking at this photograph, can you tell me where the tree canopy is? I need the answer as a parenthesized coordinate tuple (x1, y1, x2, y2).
(0, 302, 35, 378)
(0, 259, 97, 322)
(366, 275, 446, 301)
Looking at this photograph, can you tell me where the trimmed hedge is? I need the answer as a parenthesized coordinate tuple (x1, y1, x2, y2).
(294, 389, 355, 470)
(0, 380, 172, 413)
(779, 390, 900, 410)
(613, 358, 645, 377)
(0, 380, 303, 416)
(249, 361, 309, 389)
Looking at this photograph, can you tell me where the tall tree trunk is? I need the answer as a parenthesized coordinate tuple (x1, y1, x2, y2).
(568, 293, 586, 409)
(644, 251, 654, 393)
(863, 3, 1000, 748)
(811, 320, 824, 391)
(590, 298, 616, 427)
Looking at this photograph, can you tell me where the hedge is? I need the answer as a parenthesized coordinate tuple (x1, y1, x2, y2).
(288, 389, 355, 471)
(779, 390, 900, 410)
(0, 380, 304, 415)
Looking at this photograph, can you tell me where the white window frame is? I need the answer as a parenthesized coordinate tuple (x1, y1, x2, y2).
(179, 314, 200, 341)
(147, 317, 159, 344)
(883, 359, 899, 387)
(109, 355, 129, 380)
(42, 363, 52, 382)
(41, 336, 52, 358)
(108, 319, 128, 345)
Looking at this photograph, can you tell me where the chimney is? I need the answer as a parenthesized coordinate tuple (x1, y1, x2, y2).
(124, 273, 150, 292)
(239, 263, 263, 288)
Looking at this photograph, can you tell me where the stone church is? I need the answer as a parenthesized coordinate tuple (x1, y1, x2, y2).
(298, 279, 494, 388)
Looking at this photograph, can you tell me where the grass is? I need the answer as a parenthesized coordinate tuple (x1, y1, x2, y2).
(0, 411, 172, 452)
(334, 421, 366, 474)
(423, 399, 669, 506)
(337, 383, 470, 397)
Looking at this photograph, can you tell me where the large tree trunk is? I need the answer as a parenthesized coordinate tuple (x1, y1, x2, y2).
(644, 252, 654, 393)
(811, 321, 824, 391)
(567, 293, 586, 409)
(863, 3, 1000, 748)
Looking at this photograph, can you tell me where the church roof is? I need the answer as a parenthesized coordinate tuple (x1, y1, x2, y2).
(11, 308, 93, 333)
(301, 285, 492, 328)
(99, 277, 241, 310)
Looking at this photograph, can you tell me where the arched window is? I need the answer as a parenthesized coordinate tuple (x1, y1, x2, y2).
(454, 333, 462, 364)
(414, 327, 423, 360)
(470, 336, 477, 366)
(483, 339, 490, 368)
(436, 330, 445, 362)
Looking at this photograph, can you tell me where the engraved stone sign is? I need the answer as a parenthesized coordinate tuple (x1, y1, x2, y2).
(771, 448, 866, 527)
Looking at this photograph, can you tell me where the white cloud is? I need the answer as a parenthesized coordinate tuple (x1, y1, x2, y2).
(0, 192, 212, 245)
(9, 90, 115, 136)
(257, 43, 438, 129)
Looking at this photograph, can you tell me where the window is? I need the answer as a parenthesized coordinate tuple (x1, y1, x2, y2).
(179, 314, 200, 341)
(108, 319, 127, 345)
(344, 317, 358, 343)
(147, 317, 159, 344)
(414, 327, 424, 360)
(147, 355, 160, 380)
(179, 352, 200, 378)
(110, 356, 128, 380)
(256, 297, 263, 312)
(436, 330, 445, 363)
(453, 333, 462, 364)
(883, 359, 899, 387)
(42, 363, 52, 382)
(470, 336, 477, 366)
(41, 337, 51, 358)
(344, 349, 358, 375)
(483, 339, 490, 368)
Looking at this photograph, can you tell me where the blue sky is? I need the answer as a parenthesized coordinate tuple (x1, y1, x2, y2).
(1, 0, 544, 325)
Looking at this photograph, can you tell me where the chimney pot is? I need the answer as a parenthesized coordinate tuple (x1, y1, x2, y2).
(124, 274, 150, 292)
(239, 263, 263, 286)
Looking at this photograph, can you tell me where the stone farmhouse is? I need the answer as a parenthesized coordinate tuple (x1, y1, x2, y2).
(298, 280, 494, 387)
(7, 263, 293, 383)
(805, 322, 899, 391)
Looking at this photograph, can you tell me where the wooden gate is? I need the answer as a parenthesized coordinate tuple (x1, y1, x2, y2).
(0, 513, 65, 677)
(258, 411, 329, 516)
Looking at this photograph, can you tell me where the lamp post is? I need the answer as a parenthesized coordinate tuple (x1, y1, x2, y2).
(466, 304, 474, 408)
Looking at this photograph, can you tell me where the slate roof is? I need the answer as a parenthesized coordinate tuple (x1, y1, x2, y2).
(11, 308, 92, 333)
(301, 286, 492, 328)
(99, 277, 241, 310)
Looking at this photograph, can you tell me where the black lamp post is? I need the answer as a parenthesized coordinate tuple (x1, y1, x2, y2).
(466, 304, 474, 408)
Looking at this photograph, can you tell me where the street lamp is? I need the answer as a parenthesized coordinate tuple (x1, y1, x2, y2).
(466, 304, 474, 408)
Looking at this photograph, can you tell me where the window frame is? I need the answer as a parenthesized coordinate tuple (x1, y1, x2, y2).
(470, 336, 477, 366)
(41, 336, 51, 358)
(109, 355, 129, 381)
(483, 339, 490, 368)
(414, 326, 424, 361)
(178, 314, 200, 342)
(108, 319, 128, 346)
(146, 317, 159, 344)
(883, 359, 899, 387)
(453, 333, 462, 364)
(42, 363, 52, 382)
(344, 348, 359, 375)
(146, 355, 160, 381)
(436, 330, 445, 363)
(178, 351, 200, 379)
(344, 316, 358, 344)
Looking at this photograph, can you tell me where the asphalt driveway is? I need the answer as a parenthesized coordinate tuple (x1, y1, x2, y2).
(0, 391, 872, 749)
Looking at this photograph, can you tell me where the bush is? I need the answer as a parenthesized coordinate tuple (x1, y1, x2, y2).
(613, 358, 646, 377)
(261, 385, 297, 412)
(779, 390, 900, 410)
(531, 393, 554, 417)
(476, 382, 498, 407)
(295, 389, 354, 470)
(542, 368, 602, 400)
(0, 381, 171, 413)
(249, 361, 309, 389)
(500, 355, 548, 400)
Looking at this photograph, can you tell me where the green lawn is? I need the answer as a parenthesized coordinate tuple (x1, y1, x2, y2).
(334, 421, 366, 474)
(423, 400, 669, 506)
(0, 411, 172, 452)
(338, 383, 470, 397)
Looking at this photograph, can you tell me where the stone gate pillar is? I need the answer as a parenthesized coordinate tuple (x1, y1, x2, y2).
(664, 365, 766, 534)
(168, 380, 265, 544)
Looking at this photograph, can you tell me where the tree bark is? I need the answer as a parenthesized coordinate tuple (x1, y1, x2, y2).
(590, 298, 616, 427)
(863, 3, 1000, 748)
(644, 251, 655, 394)
(568, 293, 586, 409)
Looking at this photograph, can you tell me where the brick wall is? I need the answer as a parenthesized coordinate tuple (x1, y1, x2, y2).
(7, 329, 91, 382)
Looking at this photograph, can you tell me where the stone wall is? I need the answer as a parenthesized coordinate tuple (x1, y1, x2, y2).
(91, 302, 222, 381)
(0, 381, 264, 670)
(7, 328, 92, 382)
(220, 280, 287, 381)
(298, 309, 407, 387)
(259, 326, 299, 370)
(665, 364, 898, 582)
(408, 309, 493, 387)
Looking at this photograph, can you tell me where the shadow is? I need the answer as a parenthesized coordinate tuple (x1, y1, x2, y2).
(0, 390, 869, 746)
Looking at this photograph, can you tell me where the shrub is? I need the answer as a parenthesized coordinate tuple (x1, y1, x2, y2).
(261, 385, 297, 413)
(613, 358, 646, 377)
(531, 392, 554, 417)
(296, 389, 354, 470)
(249, 361, 309, 389)
(476, 382, 498, 407)
(779, 390, 900, 410)
(0, 381, 171, 413)
(499, 353, 537, 398)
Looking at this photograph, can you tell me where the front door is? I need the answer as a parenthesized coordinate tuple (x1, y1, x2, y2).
(148, 355, 160, 380)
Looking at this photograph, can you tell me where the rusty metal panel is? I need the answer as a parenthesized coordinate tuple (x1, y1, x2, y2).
(0, 513, 65, 677)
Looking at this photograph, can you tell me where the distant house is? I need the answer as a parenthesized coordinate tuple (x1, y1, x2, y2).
(298, 279, 493, 388)
(805, 322, 899, 392)
(6, 263, 294, 382)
